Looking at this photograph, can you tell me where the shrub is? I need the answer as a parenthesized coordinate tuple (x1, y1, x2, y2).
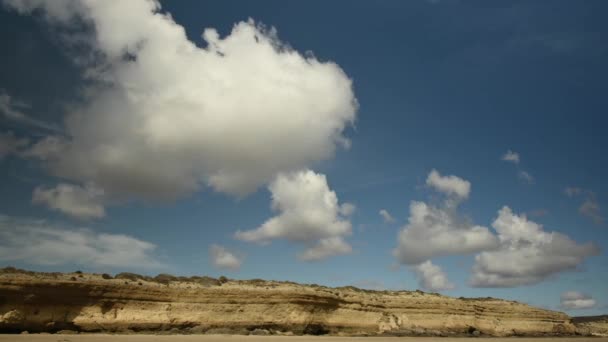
(115, 272, 144, 281)
(101, 273, 113, 280)
(154, 273, 178, 284)
(189, 276, 221, 287)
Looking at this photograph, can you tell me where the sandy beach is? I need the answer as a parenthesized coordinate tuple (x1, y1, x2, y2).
(1, 336, 607, 342)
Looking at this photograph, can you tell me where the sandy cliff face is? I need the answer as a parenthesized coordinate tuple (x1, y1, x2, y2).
(0, 268, 577, 336)
(573, 316, 608, 337)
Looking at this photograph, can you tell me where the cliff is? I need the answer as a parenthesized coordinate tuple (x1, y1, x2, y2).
(0, 268, 583, 336)
(573, 316, 608, 337)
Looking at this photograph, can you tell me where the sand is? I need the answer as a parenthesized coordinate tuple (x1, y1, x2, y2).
(0, 336, 607, 342)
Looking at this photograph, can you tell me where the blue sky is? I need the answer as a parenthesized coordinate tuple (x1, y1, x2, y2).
(0, 0, 606, 315)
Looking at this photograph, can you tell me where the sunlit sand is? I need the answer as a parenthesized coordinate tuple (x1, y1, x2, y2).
(1, 336, 608, 342)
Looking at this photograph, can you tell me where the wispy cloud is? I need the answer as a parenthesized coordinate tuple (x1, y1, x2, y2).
(518, 170, 534, 184)
(0, 214, 164, 269)
(0, 131, 29, 159)
(0, 91, 61, 132)
(565, 187, 604, 225)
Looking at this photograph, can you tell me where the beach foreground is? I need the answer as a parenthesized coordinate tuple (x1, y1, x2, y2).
(1, 336, 608, 342)
(1, 337, 608, 342)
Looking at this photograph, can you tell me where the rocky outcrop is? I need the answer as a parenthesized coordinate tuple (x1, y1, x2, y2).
(573, 316, 608, 336)
(0, 268, 578, 336)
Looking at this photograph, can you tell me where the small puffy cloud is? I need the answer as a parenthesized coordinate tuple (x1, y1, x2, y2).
(379, 209, 395, 223)
(518, 170, 534, 183)
(413, 260, 455, 291)
(5, 0, 357, 201)
(426, 169, 470, 199)
(470, 207, 600, 287)
(502, 150, 533, 184)
(0, 214, 163, 268)
(560, 291, 596, 310)
(564, 187, 604, 225)
(32, 183, 105, 220)
(209, 244, 242, 271)
(0, 131, 28, 159)
(501, 150, 520, 164)
(235, 170, 353, 261)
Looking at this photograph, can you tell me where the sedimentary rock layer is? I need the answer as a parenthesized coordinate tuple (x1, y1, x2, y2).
(0, 268, 577, 336)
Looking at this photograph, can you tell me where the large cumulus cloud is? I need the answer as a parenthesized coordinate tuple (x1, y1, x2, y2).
(5, 0, 357, 203)
(470, 206, 600, 287)
(413, 260, 455, 292)
(394, 170, 497, 266)
(394, 170, 496, 291)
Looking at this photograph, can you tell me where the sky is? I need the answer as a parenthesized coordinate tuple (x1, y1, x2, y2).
(0, 0, 607, 316)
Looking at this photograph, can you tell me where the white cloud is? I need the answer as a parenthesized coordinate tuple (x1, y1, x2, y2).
(560, 291, 596, 310)
(379, 209, 395, 223)
(501, 150, 520, 164)
(394, 201, 498, 264)
(394, 170, 497, 266)
(564, 187, 583, 197)
(470, 207, 600, 287)
(502, 150, 533, 184)
(0, 214, 163, 268)
(413, 260, 455, 291)
(235, 170, 353, 261)
(579, 197, 603, 225)
(0, 131, 28, 159)
(209, 244, 242, 271)
(32, 183, 105, 219)
(339, 203, 356, 217)
(0, 91, 59, 132)
(518, 170, 534, 183)
(298, 236, 352, 261)
(5, 0, 357, 201)
(564, 187, 603, 225)
(426, 169, 471, 199)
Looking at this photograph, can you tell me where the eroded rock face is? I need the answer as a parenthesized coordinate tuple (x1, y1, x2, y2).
(0, 268, 577, 336)
(573, 316, 608, 337)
